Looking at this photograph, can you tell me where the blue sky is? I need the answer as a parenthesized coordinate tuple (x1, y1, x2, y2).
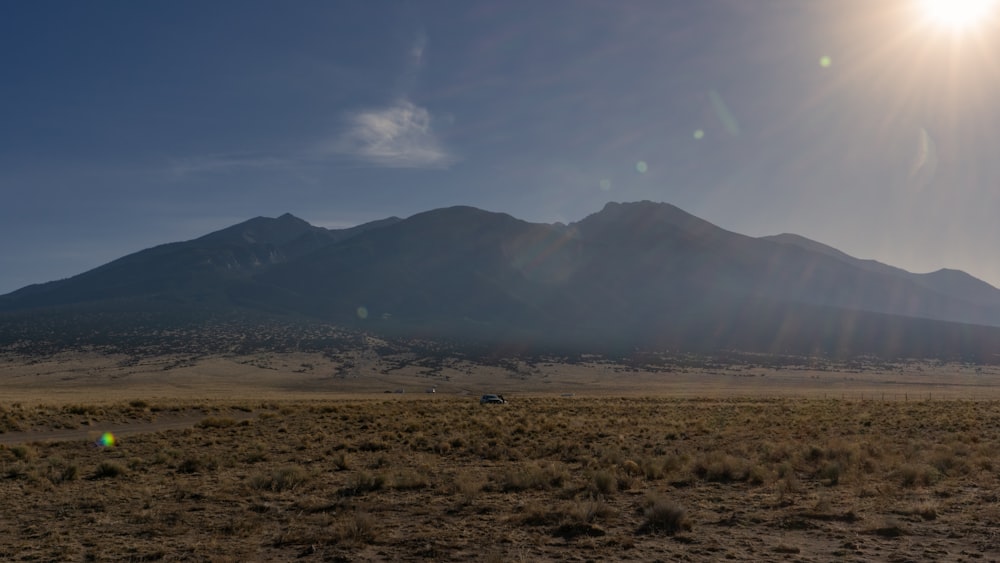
(2, 0, 1000, 294)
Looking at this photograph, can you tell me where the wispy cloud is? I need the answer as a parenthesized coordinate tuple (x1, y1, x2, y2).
(167, 33, 454, 175)
(331, 99, 456, 169)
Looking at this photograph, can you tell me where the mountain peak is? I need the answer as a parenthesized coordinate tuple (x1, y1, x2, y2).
(404, 205, 523, 232)
(587, 201, 699, 223)
(598, 200, 682, 214)
(198, 213, 321, 246)
(573, 200, 724, 242)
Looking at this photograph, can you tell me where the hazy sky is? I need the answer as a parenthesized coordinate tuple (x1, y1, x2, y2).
(3, 0, 1000, 294)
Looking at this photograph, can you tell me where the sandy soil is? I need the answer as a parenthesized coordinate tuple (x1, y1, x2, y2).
(4, 350, 1000, 403)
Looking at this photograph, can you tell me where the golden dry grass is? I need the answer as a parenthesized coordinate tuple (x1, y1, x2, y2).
(3, 394, 1000, 561)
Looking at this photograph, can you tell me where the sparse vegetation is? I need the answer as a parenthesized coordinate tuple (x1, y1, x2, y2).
(1, 390, 1000, 560)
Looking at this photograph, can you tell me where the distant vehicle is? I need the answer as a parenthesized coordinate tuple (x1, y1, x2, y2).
(479, 394, 506, 405)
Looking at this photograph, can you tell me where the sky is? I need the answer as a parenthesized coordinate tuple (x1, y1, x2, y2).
(2, 0, 1000, 295)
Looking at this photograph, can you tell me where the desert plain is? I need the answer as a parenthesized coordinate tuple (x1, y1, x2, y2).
(3, 348, 1000, 561)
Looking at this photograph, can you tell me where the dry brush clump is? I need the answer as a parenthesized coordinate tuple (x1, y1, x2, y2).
(249, 465, 311, 492)
(638, 494, 690, 535)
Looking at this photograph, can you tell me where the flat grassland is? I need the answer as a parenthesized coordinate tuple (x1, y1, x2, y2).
(3, 352, 1000, 561)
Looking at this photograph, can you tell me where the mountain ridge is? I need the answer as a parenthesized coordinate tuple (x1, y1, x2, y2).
(3, 201, 1000, 361)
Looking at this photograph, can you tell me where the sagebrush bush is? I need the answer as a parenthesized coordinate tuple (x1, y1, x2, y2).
(249, 465, 309, 492)
(639, 495, 690, 535)
(692, 452, 750, 483)
(197, 416, 237, 429)
(10, 444, 35, 461)
(93, 461, 127, 479)
(895, 463, 941, 488)
(590, 469, 617, 495)
(336, 512, 376, 544)
(451, 470, 483, 505)
(571, 498, 616, 524)
(346, 470, 386, 495)
(498, 462, 567, 492)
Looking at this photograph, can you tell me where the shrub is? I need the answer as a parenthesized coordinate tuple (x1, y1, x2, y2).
(638, 495, 690, 535)
(250, 465, 310, 492)
(331, 452, 349, 471)
(10, 444, 35, 461)
(621, 460, 642, 476)
(895, 464, 941, 487)
(358, 439, 390, 452)
(344, 471, 386, 495)
(177, 457, 217, 474)
(55, 463, 78, 483)
(498, 463, 567, 492)
(196, 417, 237, 429)
(451, 471, 483, 505)
(571, 498, 616, 523)
(335, 511, 376, 544)
(93, 461, 127, 479)
(590, 470, 617, 495)
(818, 462, 842, 486)
(518, 502, 559, 526)
(692, 452, 749, 483)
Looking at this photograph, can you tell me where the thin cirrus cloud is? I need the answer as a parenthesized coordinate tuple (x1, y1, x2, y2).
(165, 99, 457, 178)
(332, 99, 457, 169)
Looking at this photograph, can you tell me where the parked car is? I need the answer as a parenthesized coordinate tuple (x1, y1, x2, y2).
(479, 394, 506, 405)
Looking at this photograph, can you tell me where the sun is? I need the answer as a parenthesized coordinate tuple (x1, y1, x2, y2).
(918, 0, 998, 30)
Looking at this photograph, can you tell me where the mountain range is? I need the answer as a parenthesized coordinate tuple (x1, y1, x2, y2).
(4, 201, 1000, 361)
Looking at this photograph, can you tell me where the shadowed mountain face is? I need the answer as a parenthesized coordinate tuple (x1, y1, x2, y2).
(4, 201, 1000, 361)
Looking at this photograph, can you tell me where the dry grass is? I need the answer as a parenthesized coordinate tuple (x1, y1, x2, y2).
(2, 392, 1000, 560)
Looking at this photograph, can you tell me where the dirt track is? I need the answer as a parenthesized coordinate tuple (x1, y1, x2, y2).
(0, 410, 257, 445)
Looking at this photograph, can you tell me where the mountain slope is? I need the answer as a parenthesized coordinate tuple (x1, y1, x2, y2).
(3, 201, 1000, 361)
(0, 214, 399, 311)
(763, 233, 1000, 311)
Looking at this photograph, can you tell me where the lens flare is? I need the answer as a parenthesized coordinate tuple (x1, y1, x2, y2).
(708, 89, 741, 137)
(98, 432, 116, 447)
(918, 0, 997, 29)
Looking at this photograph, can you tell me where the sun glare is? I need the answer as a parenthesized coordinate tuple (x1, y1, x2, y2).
(918, 0, 997, 30)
